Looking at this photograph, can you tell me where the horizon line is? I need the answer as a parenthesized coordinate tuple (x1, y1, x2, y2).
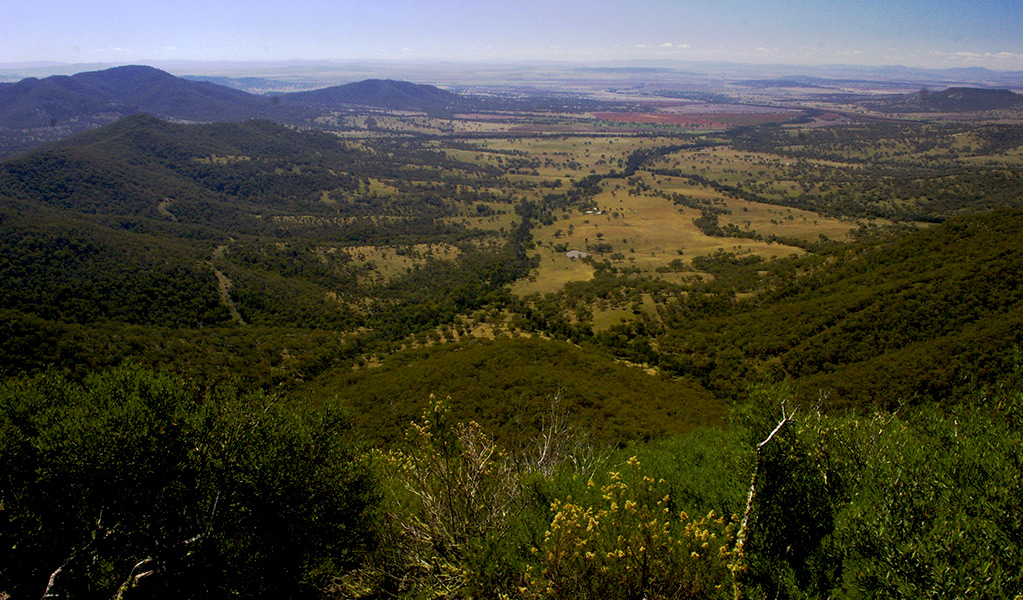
(3, 57, 1023, 74)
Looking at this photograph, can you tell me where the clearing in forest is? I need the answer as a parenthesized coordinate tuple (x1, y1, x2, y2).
(518, 185, 809, 296)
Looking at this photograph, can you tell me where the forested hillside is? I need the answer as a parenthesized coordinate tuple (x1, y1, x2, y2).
(0, 66, 507, 157)
(279, 78, 469, 115)
(0, 115, 537, 380)
(868, 86, 1023, 113)
(4, 112, 1023, 408)
(0, 66, 320, 155)
(653, 209, 1023, 405)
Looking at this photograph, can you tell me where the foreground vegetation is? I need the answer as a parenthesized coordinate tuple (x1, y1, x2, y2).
(3, 365, 1021, 598)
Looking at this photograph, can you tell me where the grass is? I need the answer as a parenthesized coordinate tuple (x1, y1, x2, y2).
(520, 183, 807, 296)
(365, 177, 400, 196)
(717, 197, 856, 241)
(342, 243, 462, 284)
(333, 132, 870, 301)
(442, 210, 519, 233)
(511, 253, 595, 296)
(652, 147, 801, 194)
(591, 306, 637, 331)
(469, 136, 682, 178)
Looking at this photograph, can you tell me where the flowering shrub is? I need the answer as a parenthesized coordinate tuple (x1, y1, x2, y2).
(522, 457, 736, 600)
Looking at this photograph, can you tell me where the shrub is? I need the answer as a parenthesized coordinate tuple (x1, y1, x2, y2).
(0, 366, 378, 599)
(349, 395, 521, 598)
(521, 457, 736, 600)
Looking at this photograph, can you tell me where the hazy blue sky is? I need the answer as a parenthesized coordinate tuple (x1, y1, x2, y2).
(4, 0, 1023, 69)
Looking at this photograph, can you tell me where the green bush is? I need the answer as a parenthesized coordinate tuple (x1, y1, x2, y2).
(829, 398, 1023, 599)
(729, 380, 1023, 599)
(521, 457, 736, 600)
(0, 366, 378, 599)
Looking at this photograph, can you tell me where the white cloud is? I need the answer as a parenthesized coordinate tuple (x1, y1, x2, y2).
(950, 50, 1023, 60)
(919, 49, 1023, 69)
(628, 42, 692, 52)
(938, 50, 1023, 60)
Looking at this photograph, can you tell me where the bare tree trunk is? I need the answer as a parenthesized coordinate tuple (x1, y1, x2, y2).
(40, 562, 66, 600)
(731, 403, 796, 600)
(111, 492, 219, 600)
(112, 559, 158, 600)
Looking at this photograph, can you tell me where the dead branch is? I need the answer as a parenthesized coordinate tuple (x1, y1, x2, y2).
(113, 558, 159, 600)
(111, 492, 219, 600)
(731, 402, 797, 600)
(40, 562, 66, 600)
(520, 393, 609, 479)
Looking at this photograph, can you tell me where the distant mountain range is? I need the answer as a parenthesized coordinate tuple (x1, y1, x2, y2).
(4, 60, 1022, 89)
(0, 65, 296, 129)
(0, 66, 468, 156)
(279, 78, 465, 113)
(3, 64, 1022, 157)
(869, 86, 1023, 113)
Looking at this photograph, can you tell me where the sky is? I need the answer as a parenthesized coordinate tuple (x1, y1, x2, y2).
(4, 0, 1023, 70)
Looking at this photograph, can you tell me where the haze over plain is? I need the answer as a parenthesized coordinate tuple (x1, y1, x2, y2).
(3, 0, 1023, 70)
